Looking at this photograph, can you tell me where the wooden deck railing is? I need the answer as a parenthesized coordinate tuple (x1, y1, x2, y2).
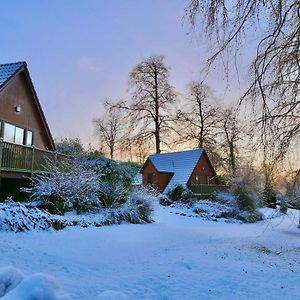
(189, 184, 228, 195)
(0, 139, 64, 175)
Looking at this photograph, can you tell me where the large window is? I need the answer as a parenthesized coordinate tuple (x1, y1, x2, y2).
(3, 123, 15, 143)
(2, 122, 33, 146)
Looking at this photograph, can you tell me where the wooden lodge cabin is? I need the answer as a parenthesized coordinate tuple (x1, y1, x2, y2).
(140, 149, 224, 194)
(0, 61, 57, 200)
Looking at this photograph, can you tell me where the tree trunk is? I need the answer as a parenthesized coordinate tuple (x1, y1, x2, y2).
(155, 131, 161, 154)
(154, 68, 161, 154)
(198, 97, 204, 148)
(110, 146, 114, 160)
(229, 141, 236, 177)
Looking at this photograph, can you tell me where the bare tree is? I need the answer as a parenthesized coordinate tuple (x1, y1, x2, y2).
(185, 0, 300, 157)
(94, 101, 123, 160)
(176, 81, 218, 148)
(116, 55, 176, 154)
(218, 108, 243, 177)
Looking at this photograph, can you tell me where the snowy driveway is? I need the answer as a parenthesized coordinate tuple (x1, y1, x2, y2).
(0, 207, 299, 300)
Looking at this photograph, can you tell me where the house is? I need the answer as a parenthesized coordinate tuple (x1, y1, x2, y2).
(0, 61, 56, 199)
(140, 149, 219, 193)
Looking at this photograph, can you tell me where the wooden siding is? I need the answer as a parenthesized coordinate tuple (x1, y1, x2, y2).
(0, 71, 53, 150)
(188, 153, 219, 186)
(142, 159, 173, 192)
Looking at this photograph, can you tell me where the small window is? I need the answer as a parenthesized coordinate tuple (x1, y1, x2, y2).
(15, 127, 25, 144)
(26, 130, 33, 146)
(195, 175, 208, 184)
(147, 173, 153, 184)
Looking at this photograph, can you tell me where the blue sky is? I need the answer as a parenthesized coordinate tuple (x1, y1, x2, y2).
(1, 0, 249, 146)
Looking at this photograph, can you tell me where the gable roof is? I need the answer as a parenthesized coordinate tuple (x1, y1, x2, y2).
(148, 149, 204, 191)
(0, 62, 25, 89)
(0, 61, 56, 150)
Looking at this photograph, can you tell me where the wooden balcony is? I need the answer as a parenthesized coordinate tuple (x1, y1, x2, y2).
(0, 139, 61, 177)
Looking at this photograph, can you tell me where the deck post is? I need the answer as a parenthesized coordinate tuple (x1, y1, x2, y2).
(0, 138, 3, 172)
(30, 145, 35, 177)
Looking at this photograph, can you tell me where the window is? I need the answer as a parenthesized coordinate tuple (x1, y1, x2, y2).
(3, 123, 15, 143)
(26, 130, 33, 146)
(147, 173, 153, 184)
(195, 175, 208, 184)
(15, 127, 25, 144)
(2, 122, 33, 146)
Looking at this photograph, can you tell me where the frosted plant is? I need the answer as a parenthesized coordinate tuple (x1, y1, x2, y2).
(30, 159, 101, 214)
(106, 187, 157, 224)
(0, 200, 52, 232)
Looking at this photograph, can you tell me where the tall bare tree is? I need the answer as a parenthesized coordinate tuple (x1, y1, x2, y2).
(185, 0, 300, 157)
(116, 55, 176, 154)
(94, 101, 123, 160)
(176, 82, 218, 148)
(218, 108, 243, 177)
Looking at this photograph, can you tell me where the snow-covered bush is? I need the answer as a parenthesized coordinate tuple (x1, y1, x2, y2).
(26, 152, 153, 223)
(212, 191, 263, 222)
(214, 191, 239, 209)
(167, 184, 193, 202)
(192, 200, 235, 219)
(105, 187, 156, 224)
(78, 156, 138, 207)
(29, 159, 101, 214)
(229, 177, 261, 211)
(0, 199, 52, 232)
(235, 209, 263, 223)
(158, 194, 173, 206)
(27, 150, 141, 214)
(0, 267, 25, 297)
(185, 191, 263, 223)
(1, 269, 71, 300)
(99, 178, 129, 207)
(235, 186, 260, 211)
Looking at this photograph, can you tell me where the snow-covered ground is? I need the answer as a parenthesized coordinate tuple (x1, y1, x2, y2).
(0, 205, 299, 300)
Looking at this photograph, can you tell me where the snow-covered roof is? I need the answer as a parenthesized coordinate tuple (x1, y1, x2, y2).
(148, 149, 204, 191)
(0, 62, 25, 89)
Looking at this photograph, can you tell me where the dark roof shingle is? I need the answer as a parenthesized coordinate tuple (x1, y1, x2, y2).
(0, 62, 25, 89)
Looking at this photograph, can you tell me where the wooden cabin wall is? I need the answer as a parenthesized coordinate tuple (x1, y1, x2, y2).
(0, 71, 52, 150)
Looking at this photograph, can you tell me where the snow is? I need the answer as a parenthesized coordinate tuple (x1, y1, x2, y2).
(0, 206, 299, 299)
(97, 290, 129, 300)
(0, 267, 25, 297)
(2, 273, 71, 300)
